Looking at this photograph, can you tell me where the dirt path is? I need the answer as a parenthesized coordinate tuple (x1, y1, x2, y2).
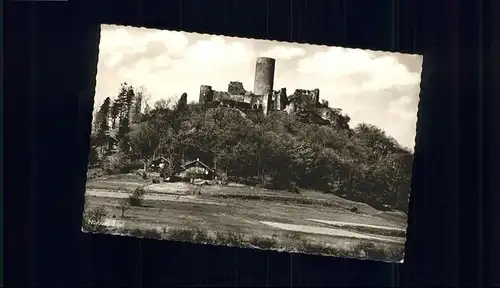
(86, 189, 226, 206)
(308, 219, 406, 232)
(260, 221, 404, 244)
(87, 179, 409, 219)
(86, 190, 406, 244)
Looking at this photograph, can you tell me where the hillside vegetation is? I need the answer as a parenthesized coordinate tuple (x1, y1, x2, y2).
(89, 83, 413, 212)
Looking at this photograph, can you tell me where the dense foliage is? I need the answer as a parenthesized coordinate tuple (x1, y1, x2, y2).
(90, 82, 412, 212)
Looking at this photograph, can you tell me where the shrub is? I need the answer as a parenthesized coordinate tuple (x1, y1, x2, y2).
(226, 176, 239, 183)
(128, 186, 146, 206)
(263, 176, 297, 191)
(86, 168, 104, 180)
(82, 206, 107, 232)
(287, 181, 300, 193)
(283, 232, 304, 244)
(351, 242, 403, 261)
(101, 152, 132, 174)
(349, 206, 359, 213)
(167, 228, 196, 242)
(214, 231, 245, 247)
(128, 196, 141, 207)
(297, 240, 352, 257)
(119, 198, 129, 218)
(243, 177, 262, 186)
(165, 228, 216, 244)
(216, 171, 228, 185)
(192, 229, 214, 244)
(127, 228, 162, 240)
(248, 236, 278, 249)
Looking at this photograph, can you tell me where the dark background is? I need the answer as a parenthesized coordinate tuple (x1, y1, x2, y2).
(4, 0, 495, 286)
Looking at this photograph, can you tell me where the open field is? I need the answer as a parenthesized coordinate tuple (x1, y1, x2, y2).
(83, 172, 407, 262)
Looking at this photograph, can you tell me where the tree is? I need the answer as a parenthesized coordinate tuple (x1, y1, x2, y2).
(117, 116, 131, 153)
(91, 109, 99, 134)
(382, 153, 412, 211)
(140, 87, 152, 116)
(353, 123, 403, 161)
(115, 83, 135, 129)
(174, 93, 188, 114)
(172, 93, 189, 133)
(324, 107, 351, 131)
(128, 121, 160, 172)
(82, 206, 107, 232)
(131, 88, 143, 124)
(113, 84, 136, 153)
(88, 146, 100, 167)
(154, 99, 169, 110)
(101, 150, 132, 174)
(125, 85, 135, 120)
(93, 97, 111, 155)
(161, 154, 180, 177)
(128, 186, 146, 207)
(110, 100, 120, 129)
(100, 82, 416, 213)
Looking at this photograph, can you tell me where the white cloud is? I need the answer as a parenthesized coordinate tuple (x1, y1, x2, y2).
(99, 28, 147, 68)
(99, 27, 146, 54)
(96, 27, 257, 107)
(260, 46, 306, 60)
(296, 47, 421, 93)
(389, 95, 416, 119)
(146, 29, 189, 57)
(271, 47, 422, 150)
(178, 36, 255, 73)
(118, 58, 152, 81)
(94, 25, 422, 149)
(98, 25, 189, 69)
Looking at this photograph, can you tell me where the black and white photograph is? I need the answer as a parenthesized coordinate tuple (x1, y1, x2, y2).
(83, 24, 422, 263)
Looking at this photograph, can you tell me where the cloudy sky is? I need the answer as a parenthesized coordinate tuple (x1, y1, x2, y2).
(95, 24, 423, 150)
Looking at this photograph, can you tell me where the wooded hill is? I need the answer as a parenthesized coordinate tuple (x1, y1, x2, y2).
(89, 83, 413, 213)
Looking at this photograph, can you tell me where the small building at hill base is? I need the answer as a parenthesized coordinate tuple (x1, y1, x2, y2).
(177, 158, 216, 180)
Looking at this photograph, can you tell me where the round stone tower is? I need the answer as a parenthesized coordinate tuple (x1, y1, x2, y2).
(253, 57, 276, 96)
(199, 85, 213, 104)
(253, 57, 276, 115)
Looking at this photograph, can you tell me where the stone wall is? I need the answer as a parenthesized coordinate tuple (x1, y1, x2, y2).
(198, 58, 327, 118)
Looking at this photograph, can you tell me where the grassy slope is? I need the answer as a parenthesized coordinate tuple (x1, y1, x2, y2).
(86, 170, 407, 228)
(84, 196, 405, 261)
(84, 170, 407, 261)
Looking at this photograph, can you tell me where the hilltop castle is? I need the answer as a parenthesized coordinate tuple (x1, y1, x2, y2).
(198, 57, 322, 116)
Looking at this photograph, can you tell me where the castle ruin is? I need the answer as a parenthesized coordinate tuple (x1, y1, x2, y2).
(198, 57, 322, 116)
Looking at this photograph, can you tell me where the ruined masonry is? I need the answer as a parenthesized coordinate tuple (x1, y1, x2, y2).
(198, 57, 321, 116)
